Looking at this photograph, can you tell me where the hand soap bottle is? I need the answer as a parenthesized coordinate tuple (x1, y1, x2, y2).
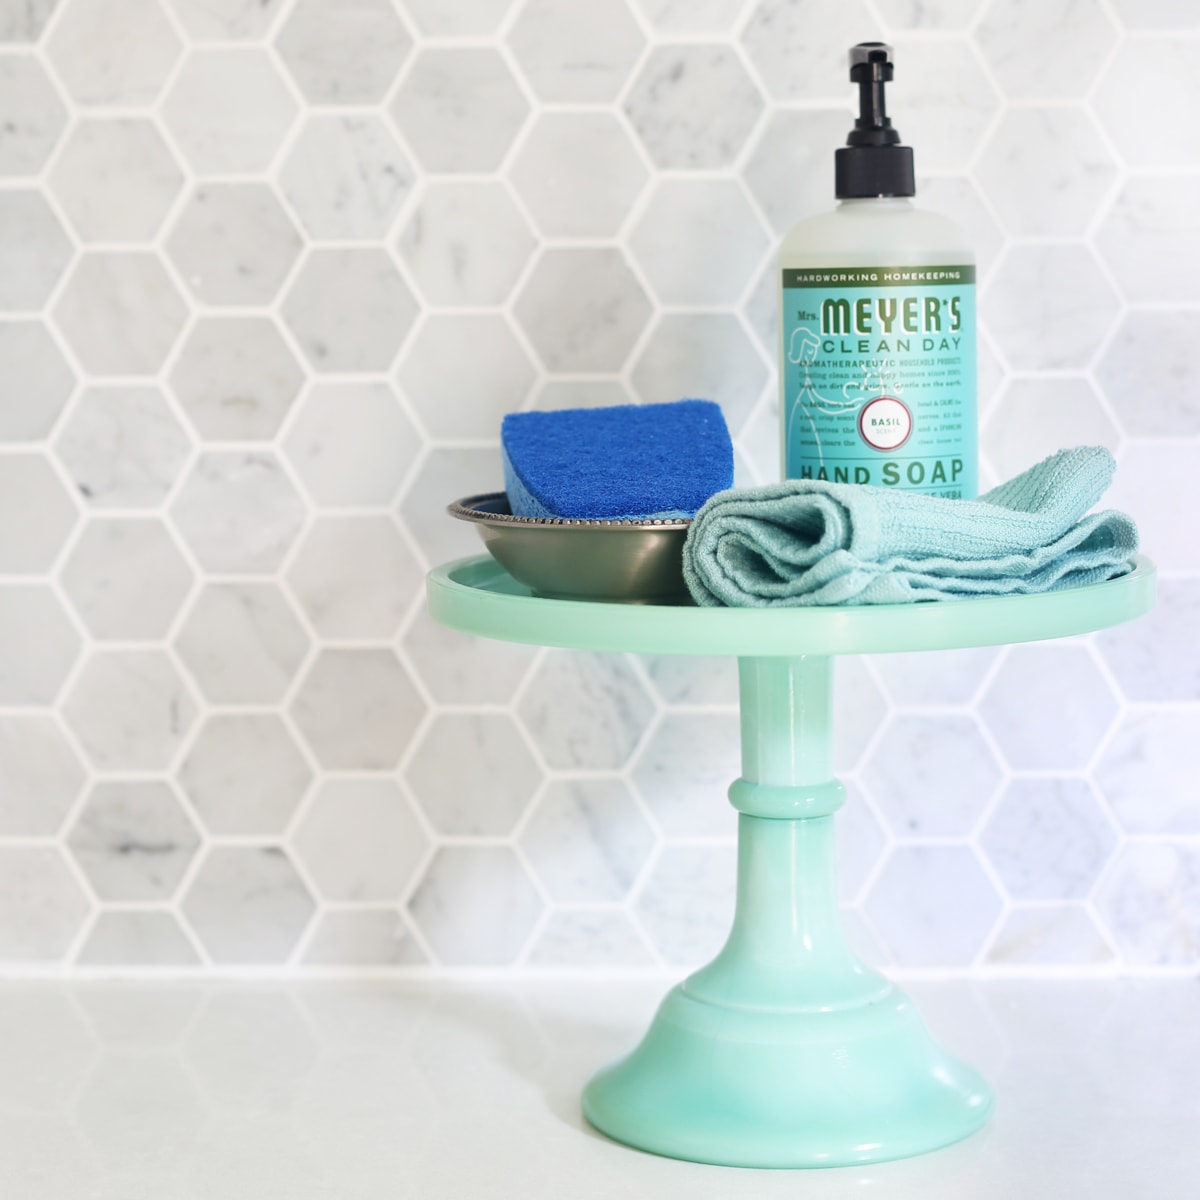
(779, 42, 977, 498)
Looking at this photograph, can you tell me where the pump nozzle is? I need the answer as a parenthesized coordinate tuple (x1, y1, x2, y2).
(848, 43, 900, 146)
(835, 41, 915, 199)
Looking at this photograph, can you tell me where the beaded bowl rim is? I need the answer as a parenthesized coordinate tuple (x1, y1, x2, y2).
(448, 492, 692, 530)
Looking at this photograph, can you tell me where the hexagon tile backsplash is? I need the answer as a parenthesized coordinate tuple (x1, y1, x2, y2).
(0, 0, 1196, 977)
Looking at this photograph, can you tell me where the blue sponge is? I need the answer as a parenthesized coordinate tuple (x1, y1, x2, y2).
(501, 399, 733, 521)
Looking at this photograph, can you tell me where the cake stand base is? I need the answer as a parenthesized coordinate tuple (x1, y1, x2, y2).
(583, 977, 992, 1168)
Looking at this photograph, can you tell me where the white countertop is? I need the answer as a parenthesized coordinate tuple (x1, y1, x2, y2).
(1, 977, 1196, 1199)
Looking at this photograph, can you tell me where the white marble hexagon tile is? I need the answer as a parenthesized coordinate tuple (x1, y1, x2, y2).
(0, 0, 1196, 976)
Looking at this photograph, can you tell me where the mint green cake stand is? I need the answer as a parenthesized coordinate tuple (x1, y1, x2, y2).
(426, 554, 1155, 1169)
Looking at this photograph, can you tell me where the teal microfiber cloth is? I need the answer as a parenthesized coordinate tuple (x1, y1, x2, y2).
(501, 399, 733, 520)
(682, 446, 1138, 607)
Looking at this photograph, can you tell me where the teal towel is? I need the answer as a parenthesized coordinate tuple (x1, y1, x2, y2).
(682, 447, 1138, 607)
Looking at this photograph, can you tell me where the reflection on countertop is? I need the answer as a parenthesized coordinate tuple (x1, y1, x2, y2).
(0, 977, 1195, 1199)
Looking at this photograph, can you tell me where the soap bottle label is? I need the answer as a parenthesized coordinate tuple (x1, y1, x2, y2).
(781, 265, 977, 497)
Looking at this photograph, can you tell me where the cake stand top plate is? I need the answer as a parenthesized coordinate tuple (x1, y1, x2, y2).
(427, 554, 1155, 659)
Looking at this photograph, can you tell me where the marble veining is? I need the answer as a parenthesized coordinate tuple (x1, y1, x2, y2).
(399, 313, 535, 440)
(160, 48, 297, 174)
(0, 0, 57, 42)
(174, 582, 309, 705)
(280, 115, 415, 241)
(632, 712, 741, 838)
(742, 0, 874, 102)
(634, 844, 737, 966)
(980, 777, 1117, 901)
(166, 184, 303, 307)
(636, 0, 746, 32)
(77, 910, 199, 966)
(1096, 843, 1200, 965)
(508, 0, 643, 103)
(277, 0, 413, 104)
(181, 846, 315, 964)
(290, 648, 425, 770)
(510, 111, 647, 238)
(46, 0, 182, 106)
(986, 905, 1113, 966)
(528, 909, 655, 966)
(407, 846, 543, 966)
(281, 247, 417, 371)
(0, 53, 66, 175)
(170, 316, 304, 442)
(863, 714, 1002, 837)
(302, 909, 426, 966)
(284, 381, 420, 507)
(631, 313, 766, 433)
(62, 649, 198, 770)
(67, 780, 200, 901)
(1095, 176, 1200, 303)
(48, 117, 182, 242)
(169, 451, 306, 574)
(396, 181, 536, 307)
(52, 253, 187, 375)
(974, 107, 1118, 236)
(405, 712, 540, 836)
(518, 650, 655, 771)
(984, 244, 1120, 370)
(519, 778, 655, 904)
(984, 377, 1119, 481)
(629, 179, 768, 305)
(391, 47, 529, 173)
(53, 386, 191, 509)
(514, 247, 652, 372)
(294, 779, 428, 903)
(61, 517, 194, 639)
(623, 45, 764, 169)
(977, 0, 1116, 100)
(167, 0, 286, 41)
(177, 713, 313, 836)
(286, 514, 420, 638)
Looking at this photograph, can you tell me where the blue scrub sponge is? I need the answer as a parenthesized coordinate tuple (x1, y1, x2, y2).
(501, 399, 733, 521)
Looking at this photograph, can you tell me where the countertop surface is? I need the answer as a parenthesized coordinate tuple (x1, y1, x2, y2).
(1, 977, 1196, 1199)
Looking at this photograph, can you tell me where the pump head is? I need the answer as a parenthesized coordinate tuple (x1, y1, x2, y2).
(835, 42, 915, 199)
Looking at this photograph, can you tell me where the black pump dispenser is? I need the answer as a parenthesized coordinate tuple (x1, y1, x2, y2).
(834, 42, 915, 200)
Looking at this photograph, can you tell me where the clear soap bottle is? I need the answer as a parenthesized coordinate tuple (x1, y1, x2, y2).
(778, 43, 977, 498)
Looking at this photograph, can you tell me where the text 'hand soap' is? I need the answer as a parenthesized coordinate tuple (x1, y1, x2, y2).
(779, 42, 977, 498)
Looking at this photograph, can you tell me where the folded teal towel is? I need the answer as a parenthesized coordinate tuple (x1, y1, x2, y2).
(682, 447, 1138, 607)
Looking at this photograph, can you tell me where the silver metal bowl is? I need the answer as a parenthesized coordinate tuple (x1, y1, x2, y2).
(447, 492, 692, 604)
